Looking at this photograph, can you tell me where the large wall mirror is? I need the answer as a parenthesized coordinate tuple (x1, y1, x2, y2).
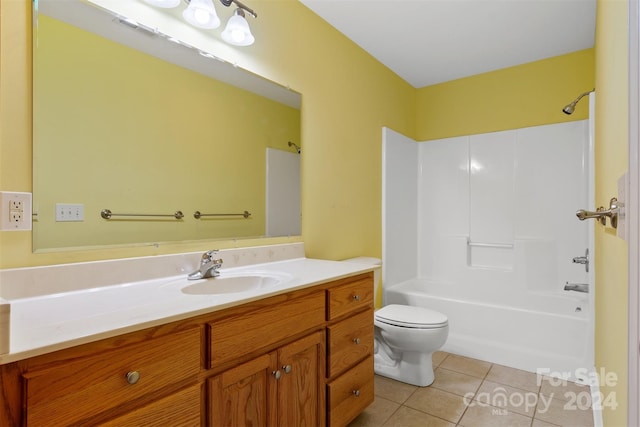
(33, 0, 301, 252)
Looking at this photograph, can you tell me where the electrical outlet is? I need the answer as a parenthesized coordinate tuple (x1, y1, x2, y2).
(10, 211, 23, 223)
(0, 191, 32, 231)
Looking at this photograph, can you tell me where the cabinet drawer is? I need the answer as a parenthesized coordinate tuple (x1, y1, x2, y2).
(24, 328, 201, 426)
(327, 356, 374, 427)
(326, 274, 373, 321)
(100, 384, 202, 427)
(327, 308, 374, 378)
(209, 291, 325, 367)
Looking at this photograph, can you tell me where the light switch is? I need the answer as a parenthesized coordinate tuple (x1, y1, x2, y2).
(56, 203, 84, 222)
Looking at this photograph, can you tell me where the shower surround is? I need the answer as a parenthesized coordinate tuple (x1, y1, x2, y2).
(382, 120, 594, 379)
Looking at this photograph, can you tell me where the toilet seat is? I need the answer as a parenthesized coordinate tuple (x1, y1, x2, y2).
(375, 304, 448, 329)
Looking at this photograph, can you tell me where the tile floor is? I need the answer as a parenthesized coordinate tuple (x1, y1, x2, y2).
(349, 351, 595, 427)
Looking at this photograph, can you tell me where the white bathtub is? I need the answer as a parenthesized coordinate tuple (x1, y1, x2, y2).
(385, 279, 592, 381)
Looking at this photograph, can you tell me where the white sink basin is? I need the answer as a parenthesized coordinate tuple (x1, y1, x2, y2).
(181, 273, 285, 295)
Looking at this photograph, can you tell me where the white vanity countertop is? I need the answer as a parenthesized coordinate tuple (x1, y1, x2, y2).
(1, 256, 375, 364)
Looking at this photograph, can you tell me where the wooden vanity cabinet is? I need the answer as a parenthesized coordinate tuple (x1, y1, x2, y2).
(326, 274, 375, 427)
(99, 384, 203, 427)
(0, 272, 374, 427)
(206, 290, 327, 427)
(22, 327, 202, 427)
(209, 331, 325, 427)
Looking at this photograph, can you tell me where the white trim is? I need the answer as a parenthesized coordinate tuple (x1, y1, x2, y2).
(628, 0, 640, 425)
(588, 93, 596, 370)
(591, 368, 605, 427)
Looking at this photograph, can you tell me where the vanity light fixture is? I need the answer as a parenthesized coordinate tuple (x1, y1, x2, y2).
(143, 0, 257, 46)
(182, 0, 220, 29)
(221, 9, 254, 46)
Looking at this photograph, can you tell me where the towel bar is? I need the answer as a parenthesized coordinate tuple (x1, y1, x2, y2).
(193, 210, 251, 219)
(100, 209, 184, 220)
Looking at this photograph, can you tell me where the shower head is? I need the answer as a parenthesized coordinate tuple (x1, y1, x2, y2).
(288, 141, 301, 154)
(562, 89, 595, 115)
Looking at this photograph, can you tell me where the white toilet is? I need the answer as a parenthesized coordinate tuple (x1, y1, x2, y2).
(374, 303, 449, 386)
(343, 257, 449, 387)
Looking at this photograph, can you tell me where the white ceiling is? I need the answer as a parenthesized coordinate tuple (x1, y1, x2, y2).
(300, 0, 596, 88)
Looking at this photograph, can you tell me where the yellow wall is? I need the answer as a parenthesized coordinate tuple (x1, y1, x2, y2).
(0, 0, 415, 267)
(34, 15, 299, 250)
(416, 49, 595, 141)
(594, 0, 629, 425)
(1, 5, 633, 423)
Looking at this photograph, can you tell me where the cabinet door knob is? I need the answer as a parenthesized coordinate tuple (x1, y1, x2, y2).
(283, 364, 292, 374)
(272, 370, 282, 380)
(352, 389, 361, 397)
(125, 371, 140, 385)
(353, 338, 361, 345)
(352, 294, 361, 302)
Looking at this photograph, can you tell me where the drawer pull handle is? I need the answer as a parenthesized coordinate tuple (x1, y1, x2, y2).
(352, 295, 361, 302)
(352, 389, 361, 397)
(353, 338, 361, 345)
(272, 370, 282, 380)
(283, 364, 292, 374)
(125, 371, 140, 385)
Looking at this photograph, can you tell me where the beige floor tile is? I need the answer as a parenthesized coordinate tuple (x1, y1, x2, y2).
(475, 379, 539, 417)
(432, 351, 448, 367)
(431, 367, 483, 397)
(404, 386, 469, 423)
(374, 375, 418, 404)
(366, 352, 593, 427)
(540, 376, 592, 406)
(535, 395, 594, 427)
(348, 396, 401, 427)
(439, 353, 492, 379)
(458, 403, 533, 427)
(486, 364, 541, 393)
(382, 406, 455, 427)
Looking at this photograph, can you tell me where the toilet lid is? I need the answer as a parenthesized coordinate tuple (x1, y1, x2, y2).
(375, 304, 448, 329)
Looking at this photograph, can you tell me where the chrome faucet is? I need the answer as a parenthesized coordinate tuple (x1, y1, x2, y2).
(564, 282, 589, 293)
(188, 250, 223, 280)
(572, 248, 589, 272)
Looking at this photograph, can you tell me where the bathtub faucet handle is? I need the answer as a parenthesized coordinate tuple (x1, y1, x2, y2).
(571, 248, 589, 273)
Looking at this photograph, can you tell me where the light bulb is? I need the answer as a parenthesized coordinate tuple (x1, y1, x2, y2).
(182, 0, 220, 29)
(221, 9, 254, 46)
(194, 8, 211, 25)
(231, 29, 245, 43)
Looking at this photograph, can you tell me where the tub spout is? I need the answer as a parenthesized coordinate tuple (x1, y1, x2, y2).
(564, 282, 589, 293)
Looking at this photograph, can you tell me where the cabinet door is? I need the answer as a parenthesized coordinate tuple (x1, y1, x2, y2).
(208, 353, 278, 427)
(277, 331, 325, 427)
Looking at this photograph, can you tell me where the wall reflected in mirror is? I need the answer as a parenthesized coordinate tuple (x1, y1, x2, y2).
(32, 0, 301, 252)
